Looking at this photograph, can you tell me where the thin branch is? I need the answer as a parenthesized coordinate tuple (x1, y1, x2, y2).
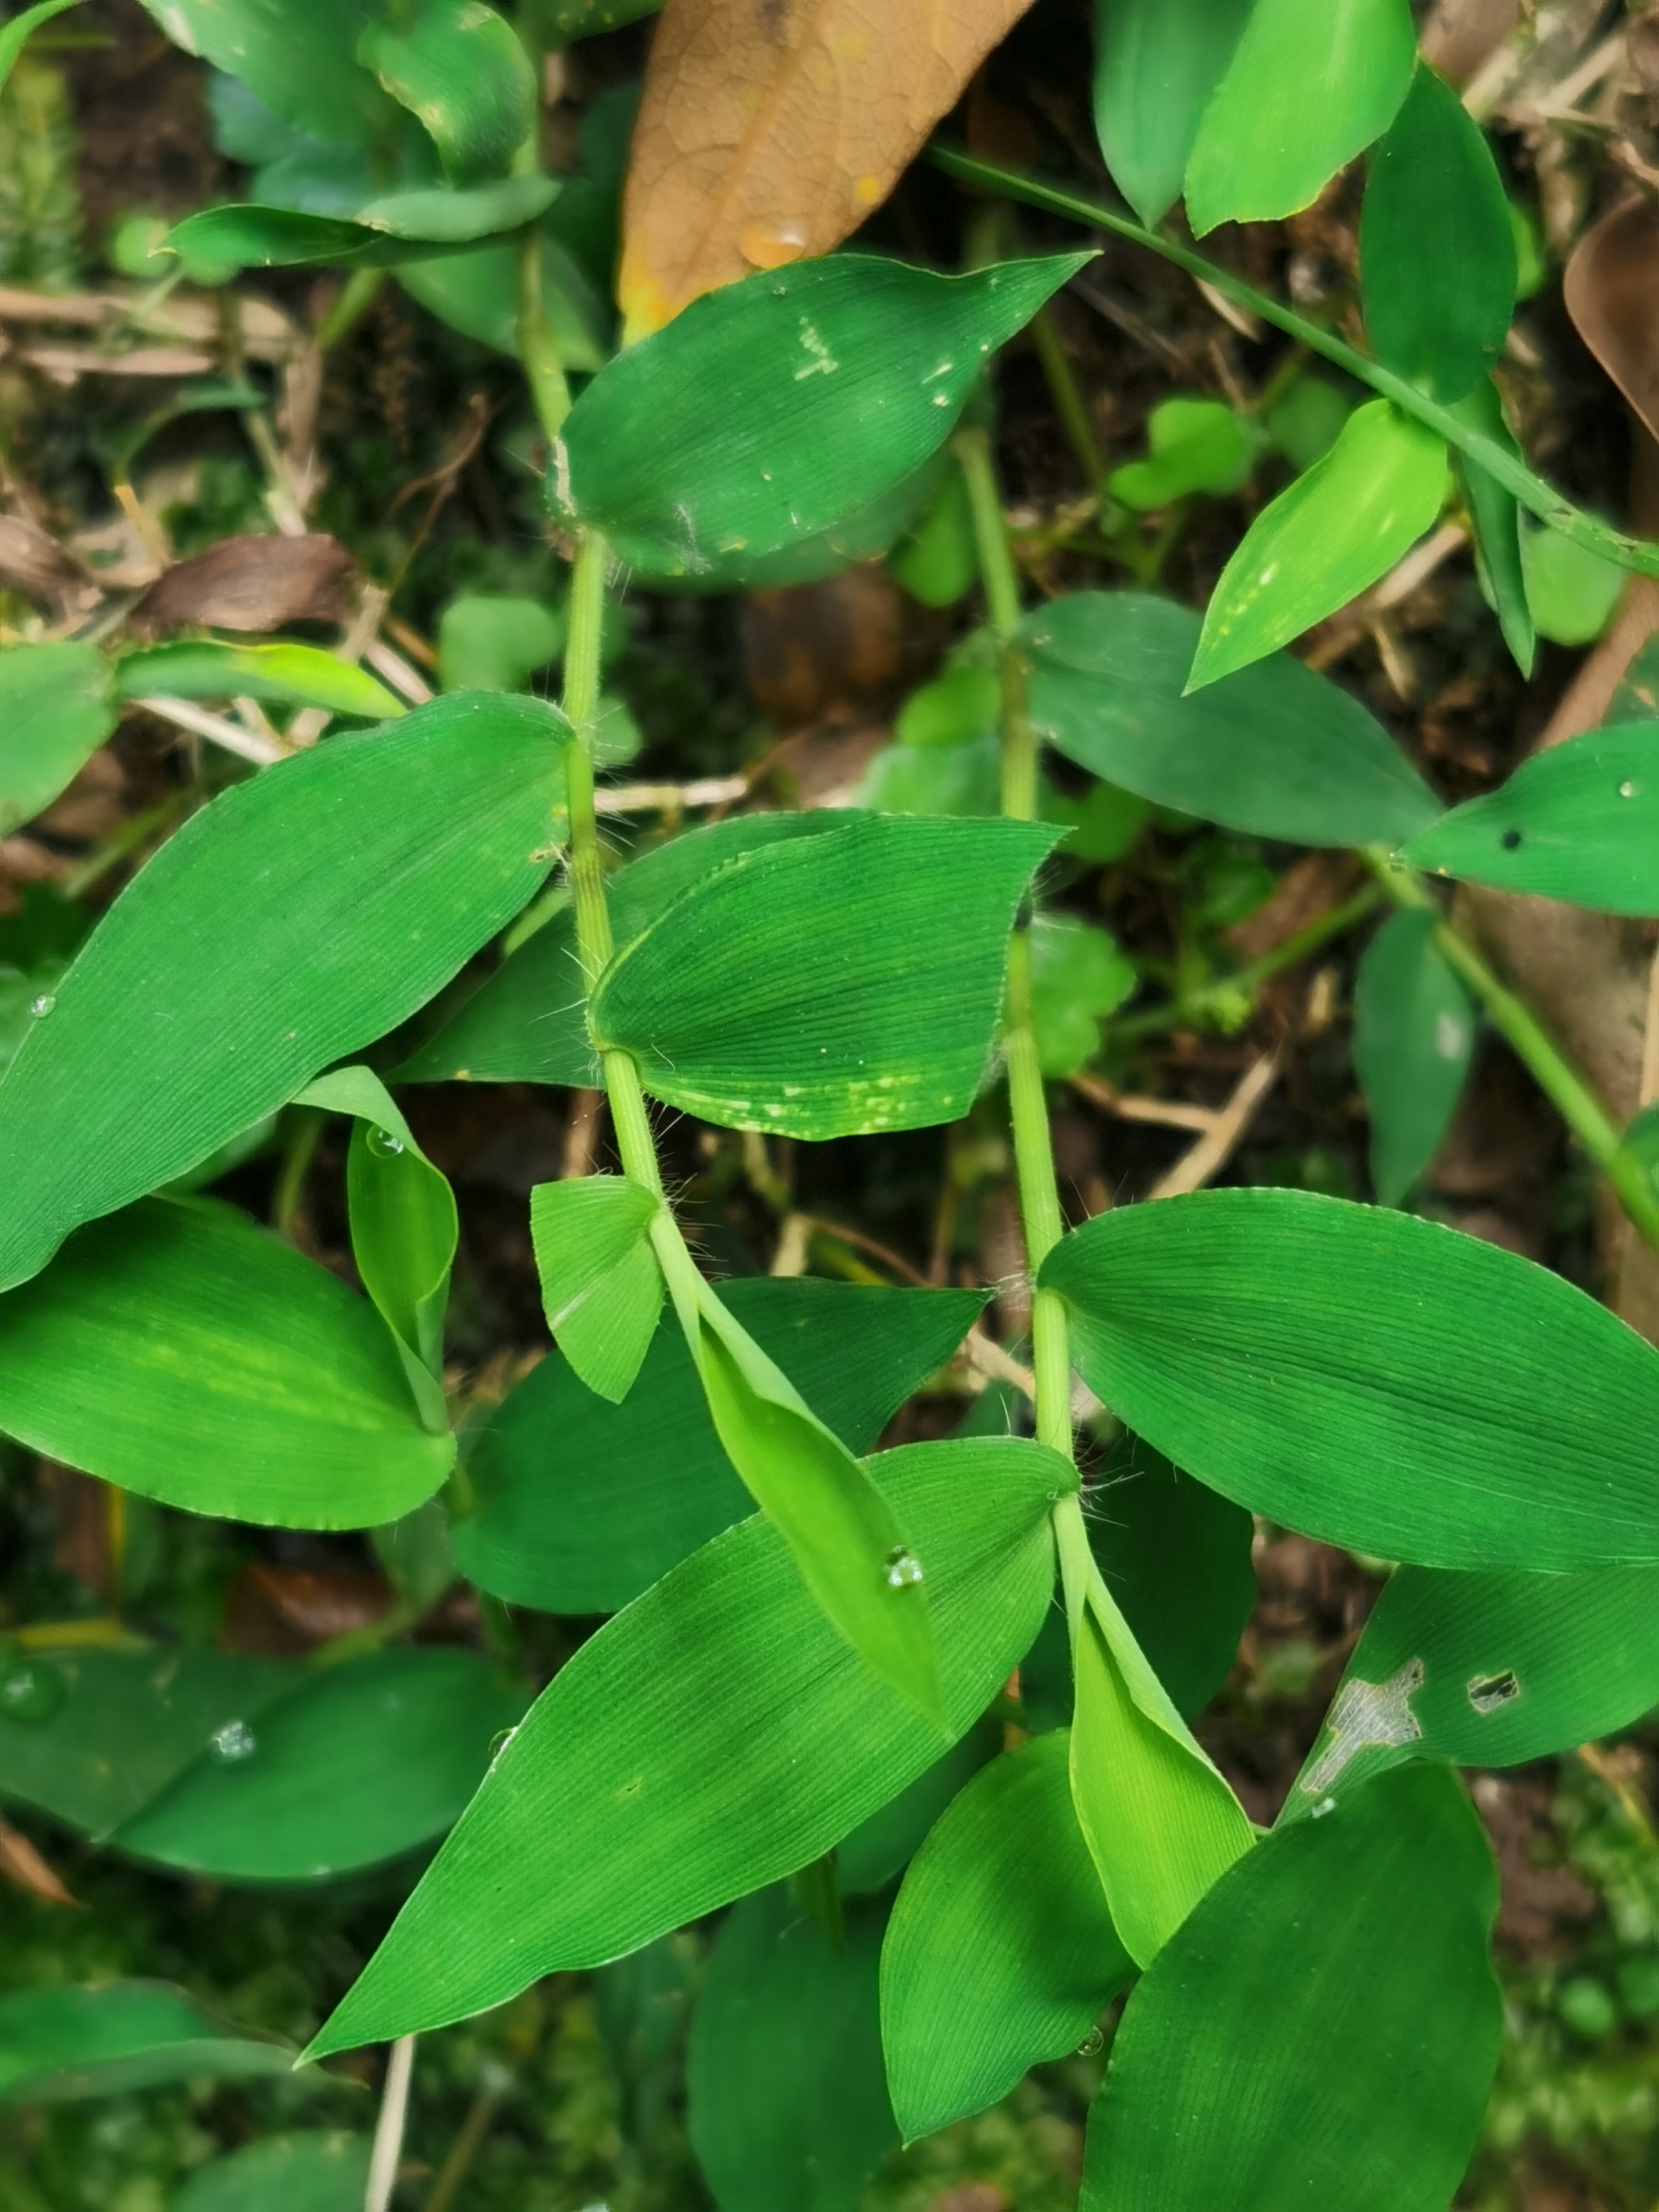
(1068, 1070, 1217, 1134)
(129, 694, 287, 766)
(365, 2034, 416, 2212)
(1148, 1051, 1281, 1201)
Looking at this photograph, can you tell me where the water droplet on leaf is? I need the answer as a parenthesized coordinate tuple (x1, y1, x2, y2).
(28, 994, 54, 1017)
(1620, 780, 1639, 798)
(366, 1127, 404, 1158)
(883, 1545, 923, 1589)
(0, 1660, 65, 1724)
(1076, 2025, 1105, 2056)
(209, 1718, 257, 1762)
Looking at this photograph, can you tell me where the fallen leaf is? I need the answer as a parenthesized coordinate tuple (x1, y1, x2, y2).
(1564, 197, 1659, 448)
(0, 1818, 79, 1909)
(0, 514, 91, 605)
(618, 0, 1037, 337)
(740, 565, 910, 725)
(128, 533, 355, 637)
(219, 1563, 396, 1656)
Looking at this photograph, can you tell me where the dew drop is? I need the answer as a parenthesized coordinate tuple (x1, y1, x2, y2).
(209, 1718, 258, 1762)
(28, 994, 55, 1017)
(883, 1544, 923, 1589)
(1620, 780, 1640, 799)
(1076, 2025, 1105, 2057)
(366, 1126, 404, 1158)
(0, 1660, 64, 1726)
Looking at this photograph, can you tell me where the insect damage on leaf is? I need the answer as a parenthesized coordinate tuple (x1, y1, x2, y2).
(1299, 1658, 1424, 1795)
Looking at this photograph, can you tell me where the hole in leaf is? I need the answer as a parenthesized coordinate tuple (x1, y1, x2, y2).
(1467, 1669, 1521, 1715)
(1500, 829, 1523, 850)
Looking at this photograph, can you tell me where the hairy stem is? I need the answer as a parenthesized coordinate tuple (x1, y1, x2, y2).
(518, 219, 571, 445)
(1363, 850, 1659, 1249)
(930, 145, 1659, 582)
(957, 425, 1090, 1601)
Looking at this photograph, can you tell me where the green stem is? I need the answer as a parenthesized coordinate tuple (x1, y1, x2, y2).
(1111, 882, 1384, 1040)
(957, 429, 1081, 1583)
(1362, 851, 1659, 1249)
(317, 266, 384, 352)
(1030, 306, 1105, 489)
(928, 144, 1659, 582)
(517, 218, 571, 444)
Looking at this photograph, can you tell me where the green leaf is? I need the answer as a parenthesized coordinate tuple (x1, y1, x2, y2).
(1286, 1561, 1659, 1815)
(886, 465, 979, 608)
(397, 224, 608, 371)
(1184, 0, 1417, 236)
(1042, 1187, 1659, 1569)
(1353, 910, 1475, 1205)
(688, 1889, 896, 2212)
(114, 1649, 528, 1880)
(539, 0, 662, 33)
(138, 0, 394, 146)
(679, 1278, 945, 1728)
(112, 640, 403, 719)
(528, 1173, 662, 1403)
(1452, 380, 1535, 677)
(0, 0, 84, 99)
(437, 592, 565, 692)
(1091, 0, 1252, 227)
(882, 1731, 1133, 2143)
(1188, 401, 1449, 689)
(0, 691, 566, 1293)
(895, 667, 1000, 748)
(589, 814, 1061, 1139)
(1609, 632, 1659, 723)
(1069, 1581, 1253, 1967)
(0, 1199, 454, 1527)
(1359, 65, 1515, 404)
(834, 1720, 997, 1897)
(174, 2134, 372, 2212)
(860, 730, 1002, 820)
(1080, 1765, 1499, 2210)
(310, 1435, 1067, 2053)
(296, 1065, 457, 1429)
(1404, 724, 1659, 914)
(1028, 912, 1136, 1076)
(551, 253, 1091, 581)
(0, 1646, 291, 1838)
(0, 1982, 298, 2103)
(1521, 514, 1626, 646)
(359, 0, 535, 184)
(168, 175, 559, 268)
(453, 1278, 988, 1614)
(1106, 397, 1257, 511)
(398, 813, 837, 1087)
(0, 642, 116, 837)
(1021, 591, 1443, 847)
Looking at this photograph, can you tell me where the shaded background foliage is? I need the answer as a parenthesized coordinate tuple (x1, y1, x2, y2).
(4, 0, 1659, 2205)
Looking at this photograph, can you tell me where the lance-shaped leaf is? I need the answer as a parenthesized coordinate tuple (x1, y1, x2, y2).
(882, 1731, 1133, 2143)
(399, 811, 839, 1087)
(0, 1, 84, 99)
(113, 640, 402, 720)
(589, 814, 1060, 1139)
(0, 1647, 292, 1838)
(1184, 0, 1417, 236)
(1042, 1188, 1659, 1569)
(310, 1435, 1067, 2054)
(359, 0, 535, 184)
(1404, 724, 1659, 915)
(0, 691, 566, 1293)
(1452, 380, 1535, 677)
(167, 175, 559, 269)
(688, 1888, 896, 2212)
(0, 1199, 454, 1527)
(1188, 401, 1450, 689)
(453, 1278, 988, 1613)
(1359, 64, 1515, 404)
(1020, 591, 1442, 848)
(1091, 0, 1252, 228)
(1079, 1766, 1501, 2211)
(115, 1649, 528, 1880)
(1353, 910, 1475, 1206)
(528, 1173, 662, 1403)
(551, 253, 1091, 581)
(137, 0, 395, 147)
(175, 2134, 372, 2212)
(295, 1065, 457, 1430)
(1069, 1582, 1253, 1968)
(0, 1983, 298, 2103)
(0, 641, 116, 836)
(676, 1273, 944, 1727)
(397, 222, 608, 371)
(1285, 1562, 1659, 1818)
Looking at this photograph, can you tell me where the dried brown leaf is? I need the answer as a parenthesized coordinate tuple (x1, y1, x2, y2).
(617, 0, 1037, 337)
(0, 1818, 79, 1909)
(0, 514, 91, 605)
(128, 533, 355, 638)
(219, 1562, 395, 1656)
(1564, 196, 1659, 449)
